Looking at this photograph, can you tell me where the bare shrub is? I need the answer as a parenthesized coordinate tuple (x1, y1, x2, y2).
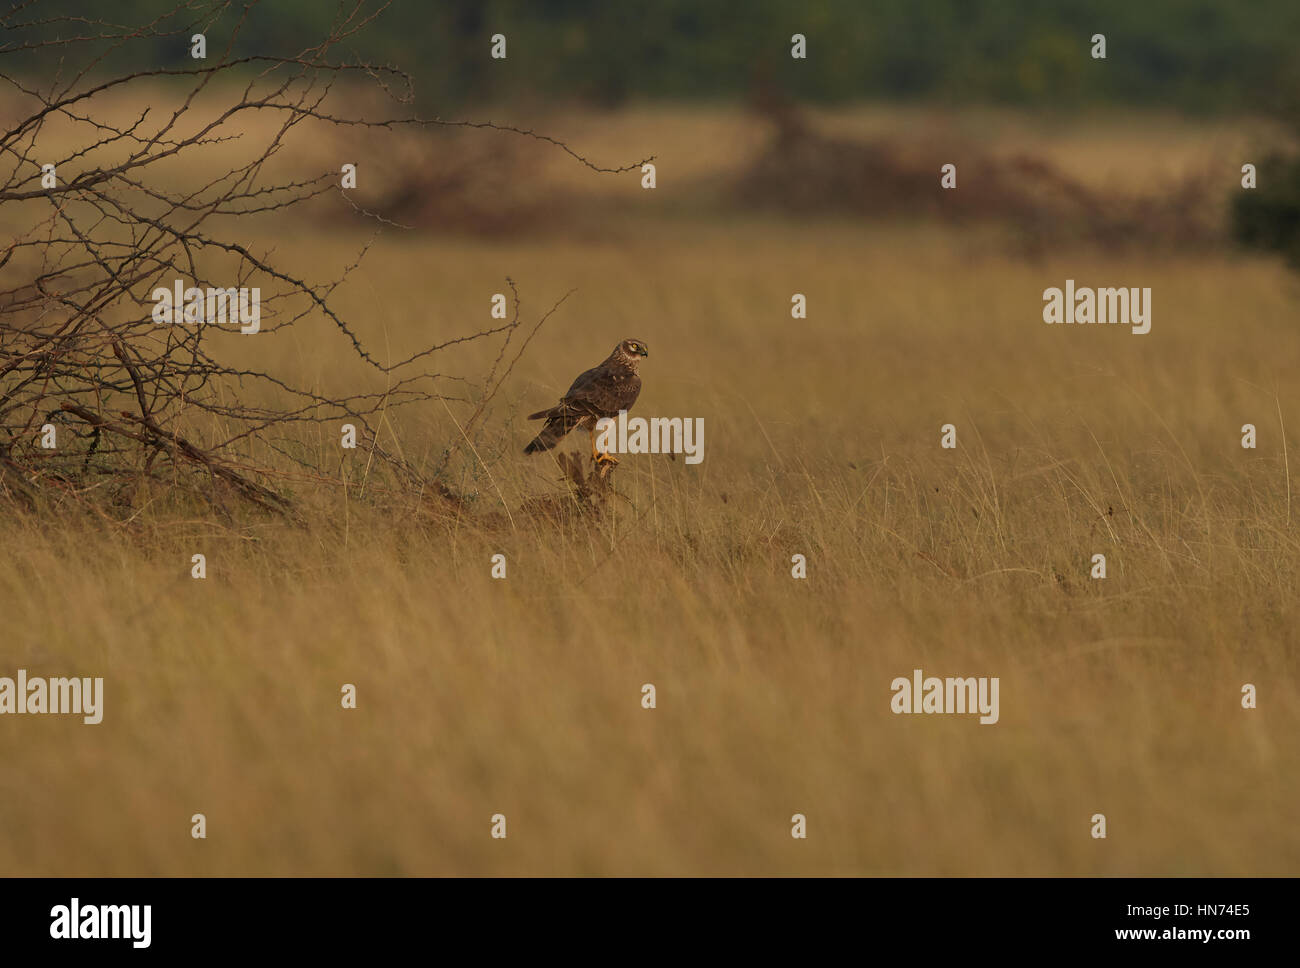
(0, 1, 645, 515)
(736, 95, 1223, 253)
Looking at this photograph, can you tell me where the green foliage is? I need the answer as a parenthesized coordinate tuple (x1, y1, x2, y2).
(1232, 156, 1300, 266)
(21, 0, 1300, 113)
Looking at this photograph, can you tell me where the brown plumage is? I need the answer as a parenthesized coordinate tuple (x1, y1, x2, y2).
(524, 338, 648, 457)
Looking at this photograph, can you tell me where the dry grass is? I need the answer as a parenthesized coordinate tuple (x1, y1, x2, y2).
(2, 98, 1299, 875)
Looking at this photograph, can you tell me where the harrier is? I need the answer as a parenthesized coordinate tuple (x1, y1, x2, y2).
(524, 338, 648, 468)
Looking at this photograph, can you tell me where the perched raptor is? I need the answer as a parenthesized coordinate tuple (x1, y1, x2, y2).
(524, 338, 648, 467)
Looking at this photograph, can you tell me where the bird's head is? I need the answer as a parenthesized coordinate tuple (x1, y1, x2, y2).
(617, 338, 649, 362)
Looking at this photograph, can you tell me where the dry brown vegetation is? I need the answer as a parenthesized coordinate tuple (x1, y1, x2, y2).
(2, 91, 1299, 875)
(737, 101, 1227, 254)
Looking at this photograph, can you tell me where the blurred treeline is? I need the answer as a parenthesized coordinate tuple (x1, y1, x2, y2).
(13, 0, 1300, 116)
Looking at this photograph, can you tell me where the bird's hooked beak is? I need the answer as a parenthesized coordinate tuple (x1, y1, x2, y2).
(638, 346, 649, 358)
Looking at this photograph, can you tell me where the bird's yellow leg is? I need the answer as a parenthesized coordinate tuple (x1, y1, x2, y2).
(589, 423, 619, 469)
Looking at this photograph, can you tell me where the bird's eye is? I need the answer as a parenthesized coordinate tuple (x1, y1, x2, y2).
(628, 342, 639, 351)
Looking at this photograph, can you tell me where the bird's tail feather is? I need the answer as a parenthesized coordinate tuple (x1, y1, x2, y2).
(524, 428, 559, 453)
(524, 415, 572, 454)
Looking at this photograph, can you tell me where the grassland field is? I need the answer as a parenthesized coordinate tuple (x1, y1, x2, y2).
(1, 97, 1297, 875)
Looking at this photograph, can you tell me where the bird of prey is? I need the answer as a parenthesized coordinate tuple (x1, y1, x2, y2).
(524, 338, 648, 467)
